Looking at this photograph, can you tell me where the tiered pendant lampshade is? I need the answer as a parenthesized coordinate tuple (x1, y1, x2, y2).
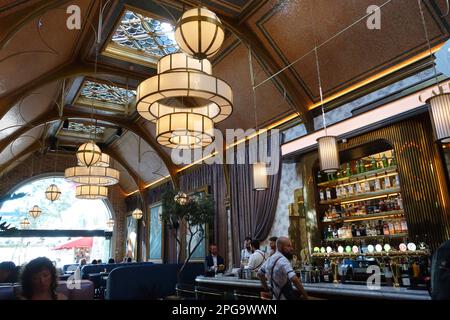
(425, 87, 450, 143)
(136, 52, 233, 149)
(175, 7, 225, 60)
(317, 136, 340, 173)
(65, 166, 120, 186)
(20, 218, 31, 229)
(75, 185, 108, 199)
(76, 141, 102, 167)
(132, 208, 143, 220)
(253, 162, 268, 191)
(28, 205, 42, 219)
(45, 184, 61, 202)
(78, 153, 110, 167)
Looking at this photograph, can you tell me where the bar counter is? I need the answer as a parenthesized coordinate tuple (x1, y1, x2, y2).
(195, 276, 431, 300)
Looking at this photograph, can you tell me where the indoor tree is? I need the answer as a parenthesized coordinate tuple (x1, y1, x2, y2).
(161, 188, 214, 279)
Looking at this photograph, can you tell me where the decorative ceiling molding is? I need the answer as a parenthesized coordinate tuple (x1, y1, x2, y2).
(0, 108, 178, 184)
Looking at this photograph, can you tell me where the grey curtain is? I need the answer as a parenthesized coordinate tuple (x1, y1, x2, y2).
(229, 144, 282, 266)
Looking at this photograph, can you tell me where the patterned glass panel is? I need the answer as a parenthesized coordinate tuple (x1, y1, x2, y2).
(80, 80, 136, 106)
(67, 122, 106, 135)
(111, 10, 178, 58)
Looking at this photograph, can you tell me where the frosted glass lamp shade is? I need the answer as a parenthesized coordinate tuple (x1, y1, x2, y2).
(317, 136, 340, 173)
(175, 7, 225, 59)
(28, 205, 42, 219)
(132, 209, 143, 220)
(76, 142, 102, 167)
(45, 184, 61, 202)
(427, 93, 450, 143)
(253, 162, 268, 191)
(75, 185, 108, 199)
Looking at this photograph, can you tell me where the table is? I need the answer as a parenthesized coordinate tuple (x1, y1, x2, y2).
(195, 276, 431, 300)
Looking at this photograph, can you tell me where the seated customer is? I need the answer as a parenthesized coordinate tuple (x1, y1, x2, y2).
(20, 257, 67, 300)
(108, 258, 115, 264)
(246, 240, 266, 272)
(205, 244, 225, 275)
(0, 261, 18, 283)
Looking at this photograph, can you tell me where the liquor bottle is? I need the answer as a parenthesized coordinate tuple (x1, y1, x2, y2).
(351, 224, 357, 237)
(377, 220, 383, 235)
(394, 220, 402, 234)
(383, 221, 390, 235)
(327, 225, 333, 239)
(382, 154, 388, 168)
(346, 162, 351, 177)
(355, 224, 361, 237)
(326, 187, 332, 200)
(375, 178, 381, 191)
(398, 194, 404, 210)
(356, 182, 362, 193)
(336, 186, 341, 198)
(371, 157, 377, 170)
(388, 220, 395, 235)
(360, 160, 366, 173)
(400, 219, 408, 233)
(385, 176, 392, 189)
(319, 189, 325, 201)
(395, 174, 400, 188)
(379, 200, 387, 212)
(391, 151, 397, 166)
(348, 184, 354, 195)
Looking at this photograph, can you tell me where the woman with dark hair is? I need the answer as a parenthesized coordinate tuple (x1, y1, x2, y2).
(20, 257, 67, 300)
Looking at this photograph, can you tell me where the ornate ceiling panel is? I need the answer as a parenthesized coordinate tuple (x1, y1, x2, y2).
(74, 79, 136, 114)
(0, 0, 94, 95)
(103, 9, 179, 66)
(111, 131, 170, 185)
(0, 80, 60, 140)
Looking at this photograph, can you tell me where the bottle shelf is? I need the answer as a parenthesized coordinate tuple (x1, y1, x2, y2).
(322, 210, 405, 224)
(319, 187, 401, 205)
(311, 250, 429, 259)
(317, 165, 398, 188)
(323, 232, 408, 242)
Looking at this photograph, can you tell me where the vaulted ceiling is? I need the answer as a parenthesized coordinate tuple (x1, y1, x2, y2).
(1, 0, 449, 194)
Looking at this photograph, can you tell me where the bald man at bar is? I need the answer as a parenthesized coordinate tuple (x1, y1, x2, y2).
(258, 236, 309, 300)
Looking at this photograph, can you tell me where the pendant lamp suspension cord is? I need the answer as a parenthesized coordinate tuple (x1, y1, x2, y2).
(248, 46, 260, 161)
(418, 0, 440, 89)
(309, 1, 327, 136)
(254, 0, 392, 90)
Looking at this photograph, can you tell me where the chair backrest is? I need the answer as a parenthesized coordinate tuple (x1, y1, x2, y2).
(105, 263, 204, 300)
(63, 264, 79, 274)
(80, 262, 154, 278)
(0, 284, 15, 300)
(0, 280, 94, 300)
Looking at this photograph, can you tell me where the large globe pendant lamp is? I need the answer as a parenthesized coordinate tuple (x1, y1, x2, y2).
(28, 205, 42, 219)
(20, 218, 31, 229)
(132, 208, 143, 220)
(76, 141, 102, 167)
(45, 184, 61, 202)
(175, 7, 225, 60)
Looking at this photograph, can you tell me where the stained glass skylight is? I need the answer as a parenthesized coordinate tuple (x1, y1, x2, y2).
(103, 10, 179, 66)
(79, 80, 135, 106)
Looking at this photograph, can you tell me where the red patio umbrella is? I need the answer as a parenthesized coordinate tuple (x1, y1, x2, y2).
(53, 237, 93, 250)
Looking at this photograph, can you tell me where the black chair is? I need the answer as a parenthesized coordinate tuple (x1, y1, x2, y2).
(194, 286, 224, 300)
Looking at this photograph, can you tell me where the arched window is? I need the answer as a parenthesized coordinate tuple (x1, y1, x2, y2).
(0, 177, 113, 267)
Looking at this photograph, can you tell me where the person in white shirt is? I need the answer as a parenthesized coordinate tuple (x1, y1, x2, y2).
(268, 236, 278, 257)
(240, 237, 252, 263)
(246, 240, 266, 272)
(258, 236, 309, 300)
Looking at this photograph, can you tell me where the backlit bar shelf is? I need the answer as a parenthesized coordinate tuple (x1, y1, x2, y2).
(324, 233, 408, 242)
(317, 165, 398, 188)
(319, 187, 401, 205)
(311, 250, 429, 259)
(322, 210, 405, 224)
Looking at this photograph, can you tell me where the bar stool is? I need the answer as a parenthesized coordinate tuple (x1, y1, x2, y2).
(175, 283, 196, 300)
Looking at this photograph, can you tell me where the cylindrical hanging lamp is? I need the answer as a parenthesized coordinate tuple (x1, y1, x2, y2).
(317, 135, 340, 173)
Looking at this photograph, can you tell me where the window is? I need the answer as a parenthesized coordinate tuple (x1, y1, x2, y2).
(103, 9, 178, 66)
(0, 177, 113, 267)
